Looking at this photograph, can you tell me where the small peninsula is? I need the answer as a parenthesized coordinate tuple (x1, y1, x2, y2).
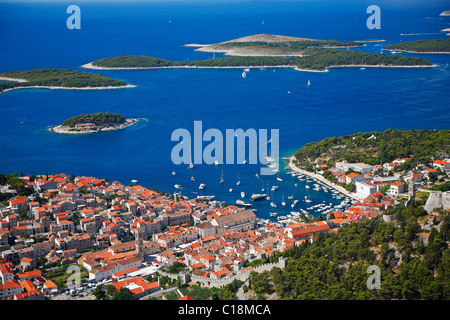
(49, 112, 137, 135)
(83, 34, 433, 72)
(0, 68, 135, 94)
(384, 38, 450, 54)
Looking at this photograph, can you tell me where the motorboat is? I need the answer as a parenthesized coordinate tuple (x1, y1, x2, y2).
(251, 193, 267, 201)
(197, 195, 215, 201)
(236, 199, 252, 207)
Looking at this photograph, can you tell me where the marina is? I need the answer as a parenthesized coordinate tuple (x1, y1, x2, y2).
(170, 154, 357, 221)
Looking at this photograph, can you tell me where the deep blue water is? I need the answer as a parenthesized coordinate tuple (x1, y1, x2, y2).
(0, 0, 449, 219)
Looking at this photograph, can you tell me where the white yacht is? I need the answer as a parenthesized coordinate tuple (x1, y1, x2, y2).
(241, 191, 245, 198)
(236, 199, 252, 207)
(174, 184, 181, 189)
(199, 183, 206, 190)
(197, 195, 215, 201)
(251, 193, 267, 201)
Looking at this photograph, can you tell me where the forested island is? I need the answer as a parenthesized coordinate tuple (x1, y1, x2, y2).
(384, 39, 450, 53)
(50, 112, 137, 135)
(83, 34, 433, 72)
(0, 68, 134, 94)
(293, 129, 450, 171)
(86, 50, 432, 72)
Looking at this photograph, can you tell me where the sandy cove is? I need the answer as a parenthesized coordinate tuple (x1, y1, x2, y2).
(49, 118, 138, 135)
(285, 156, 365, 201)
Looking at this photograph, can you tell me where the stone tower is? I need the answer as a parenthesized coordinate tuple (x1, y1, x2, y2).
(135, 227, 144, 259)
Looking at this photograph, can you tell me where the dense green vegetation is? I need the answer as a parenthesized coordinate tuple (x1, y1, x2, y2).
(91, 48, 431, 71)
(61, 112, 126, 128)
(0, 173, 33, 204)
(247, 202, 449, 299)
(293, 129, 450, 169)
(92, 55, 184, 68)
(384, 38, 450, 53)
(93, 284, 132, 300)
(0, 68, 128, 93)
(177, 279, 244, 300)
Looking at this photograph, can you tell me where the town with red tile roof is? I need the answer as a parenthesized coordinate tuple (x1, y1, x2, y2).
(0, 157, 448, 300)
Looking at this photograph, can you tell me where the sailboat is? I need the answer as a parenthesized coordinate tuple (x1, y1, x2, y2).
(281, 195, 286, 207)
(241, 191, 245, 198)
(172, 169, 176, 176)
(307, 80, 311, 86)
(220, 170, 224, 184)
(236, 172, 241, 186)
(191, 177, 195, 181)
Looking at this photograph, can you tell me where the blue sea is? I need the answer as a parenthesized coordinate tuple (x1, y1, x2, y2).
(0, 0, 449, 219)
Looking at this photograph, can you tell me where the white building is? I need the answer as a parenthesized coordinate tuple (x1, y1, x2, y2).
(356, 181, 377, 198)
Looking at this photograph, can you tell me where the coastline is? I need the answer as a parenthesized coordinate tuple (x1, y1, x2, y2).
(81, 62, 294, 70)
(0, 76, 28, 83)
(384, 49, 450, 54)
(82, 61, 435, 72)
(285, 156, 365, 201)
(192, 46, 307, 57)
(0, 84, 136, 95)
(49, 118, 138, 135)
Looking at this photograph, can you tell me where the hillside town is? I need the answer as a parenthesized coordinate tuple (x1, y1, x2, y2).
(0, 158, 448, 300)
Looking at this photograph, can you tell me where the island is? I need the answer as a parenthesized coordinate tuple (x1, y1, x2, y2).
(384, 38, 450, 54)
(49, 112, 137, 134)
(439, 10, 450, 16)
(0, 68, 135, 94)
(82, 34, 434, 72)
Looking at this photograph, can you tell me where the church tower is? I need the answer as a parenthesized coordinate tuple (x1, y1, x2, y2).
(135, 227, 144, 259)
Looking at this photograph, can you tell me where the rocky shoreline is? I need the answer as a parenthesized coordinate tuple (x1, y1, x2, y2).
(49, 118, 138, 135)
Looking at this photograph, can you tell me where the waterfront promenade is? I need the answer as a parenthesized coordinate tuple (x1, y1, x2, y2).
(285, 156, 365, 202)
